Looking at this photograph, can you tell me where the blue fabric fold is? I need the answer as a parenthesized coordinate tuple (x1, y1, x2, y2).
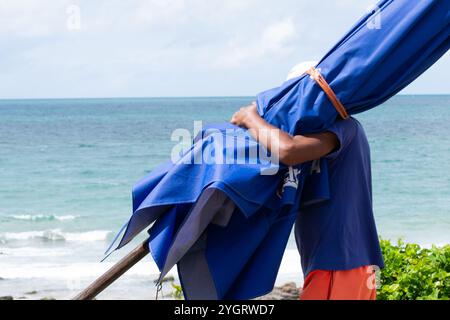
(108, 0, 449, 300)
(257, 0, 449, 135)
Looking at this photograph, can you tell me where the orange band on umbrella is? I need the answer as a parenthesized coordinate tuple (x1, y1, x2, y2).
(305, 67, 349, 120)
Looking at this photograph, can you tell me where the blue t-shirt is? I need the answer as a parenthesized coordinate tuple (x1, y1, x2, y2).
(295, 117, 384, 276)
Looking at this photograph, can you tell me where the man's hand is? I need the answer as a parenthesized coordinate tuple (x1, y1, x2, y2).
(230, 102, 259, 128)
(229, 101, 338, 166)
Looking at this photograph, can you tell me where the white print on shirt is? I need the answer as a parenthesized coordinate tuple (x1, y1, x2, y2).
(277, 167, 302, 198)
(283, 167, 301, 189)
(310, 159, 321, 174)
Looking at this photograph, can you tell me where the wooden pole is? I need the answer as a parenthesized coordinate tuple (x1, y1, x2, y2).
(73, 239, 150, 300)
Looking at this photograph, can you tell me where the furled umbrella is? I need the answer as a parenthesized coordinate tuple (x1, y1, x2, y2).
(74, 0, 449, 300)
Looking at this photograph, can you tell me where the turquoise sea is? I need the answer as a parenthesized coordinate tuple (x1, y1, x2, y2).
(0, 95, 449, 299)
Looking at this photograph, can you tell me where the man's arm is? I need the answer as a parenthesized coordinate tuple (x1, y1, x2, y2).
(230, 103, 339, 166)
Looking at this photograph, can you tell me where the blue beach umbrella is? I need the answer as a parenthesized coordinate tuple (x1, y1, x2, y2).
(107, 123, 319, 299)
(108, 0, 449, 300)
(257, 0, 449, 135)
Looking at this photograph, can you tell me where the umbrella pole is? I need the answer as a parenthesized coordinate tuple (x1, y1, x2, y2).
(72, 239, 150, 300)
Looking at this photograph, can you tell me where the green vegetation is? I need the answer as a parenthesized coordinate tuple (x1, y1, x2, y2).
(378, 239, 450, 300)
(25, 290, 38, 295)
(166, 239, 449, 300)
(171, 283, 184, 300)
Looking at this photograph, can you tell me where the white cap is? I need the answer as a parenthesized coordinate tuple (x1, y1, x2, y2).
(286, 60, 318, 81)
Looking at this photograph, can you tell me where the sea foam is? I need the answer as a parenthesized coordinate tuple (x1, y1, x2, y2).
(8, 214, 79, 222)
(0, 229, 111, 243)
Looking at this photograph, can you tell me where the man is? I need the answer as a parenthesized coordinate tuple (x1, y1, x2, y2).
(230, 63, 384, 300)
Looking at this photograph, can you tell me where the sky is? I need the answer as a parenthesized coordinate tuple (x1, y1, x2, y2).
(0, 0, 448, 99)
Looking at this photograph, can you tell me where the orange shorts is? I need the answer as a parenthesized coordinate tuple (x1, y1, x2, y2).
(299, 266, 377, 300)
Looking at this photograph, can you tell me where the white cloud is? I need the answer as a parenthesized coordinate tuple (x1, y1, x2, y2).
(262, 19, 296, 51)
(0, 0, 71, 37)
(216, 19, 297, 68)
(0, 0, 447, 98)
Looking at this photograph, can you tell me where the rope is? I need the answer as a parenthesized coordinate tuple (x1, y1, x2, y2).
(155, 281, 164, 300)
(305, 67, 349, 120)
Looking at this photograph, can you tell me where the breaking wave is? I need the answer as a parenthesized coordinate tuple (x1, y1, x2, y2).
(0, 229, 111, 243)
(7, 214, 79, 222)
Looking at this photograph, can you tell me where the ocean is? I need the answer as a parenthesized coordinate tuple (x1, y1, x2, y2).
(0, 95, 449, 299)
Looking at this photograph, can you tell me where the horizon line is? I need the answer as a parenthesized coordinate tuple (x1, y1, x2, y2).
(0, 93, 449, 101)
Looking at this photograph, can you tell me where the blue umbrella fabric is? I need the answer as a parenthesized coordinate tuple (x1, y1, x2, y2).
(257, 0, 449, 135)
(106, 123, 315, 299)
(108, 0, 449, 300)
(110, 124, 294, 252)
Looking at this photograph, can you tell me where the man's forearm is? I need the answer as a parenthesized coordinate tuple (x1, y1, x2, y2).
(244, 115, 293, 161)
(231, 103, 338, 166)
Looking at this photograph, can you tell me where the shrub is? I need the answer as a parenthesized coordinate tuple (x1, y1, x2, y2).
(171, 283, 184, 300)
(378, 239, 450, 300)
